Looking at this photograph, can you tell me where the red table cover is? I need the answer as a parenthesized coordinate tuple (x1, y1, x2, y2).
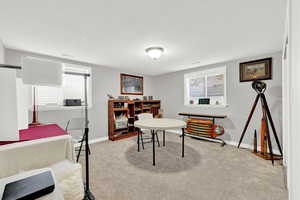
(0, 124, 67, 145)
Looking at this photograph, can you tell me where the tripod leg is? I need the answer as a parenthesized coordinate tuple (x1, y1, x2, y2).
(238, 94, 260, 148)
(261, 94, 283, 156)
(260, 96, 274, 164)
(77, 133, 85, 162)
(260, 97, 268, 155)
(265, 119, 274, 165)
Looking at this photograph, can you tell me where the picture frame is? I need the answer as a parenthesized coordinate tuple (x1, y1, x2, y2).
(239, 58, 272, 82)
(120, 73, 144, 95)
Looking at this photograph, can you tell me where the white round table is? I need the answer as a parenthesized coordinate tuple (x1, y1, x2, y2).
(135, 118, 186, 166)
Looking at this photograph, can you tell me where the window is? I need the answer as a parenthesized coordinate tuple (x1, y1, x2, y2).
(184, 66, 227, 107)
(30, 64, 92, 109)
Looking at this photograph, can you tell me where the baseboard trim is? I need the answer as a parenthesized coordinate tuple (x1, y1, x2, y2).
(74, 136, 108, 147)
(166, 130, 281, 155)
(89, 136, 108, 144)
(225, 139, 281, 155)
(75, 131, 281, 155)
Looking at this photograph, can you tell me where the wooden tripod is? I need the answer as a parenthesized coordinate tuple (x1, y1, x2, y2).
(238, 92, 283, 165)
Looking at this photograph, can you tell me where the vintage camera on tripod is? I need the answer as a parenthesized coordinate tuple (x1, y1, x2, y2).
(251, 80, 267, 93)
(238, 79, 283, 164)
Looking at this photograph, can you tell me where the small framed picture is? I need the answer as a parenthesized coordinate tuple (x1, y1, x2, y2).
(239, 58, 272, 82)
(120, 73, 143, 95)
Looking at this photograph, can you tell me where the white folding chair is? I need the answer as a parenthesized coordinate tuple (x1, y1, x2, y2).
(65, 117, 90, 162)
(137, 113, 160, 149)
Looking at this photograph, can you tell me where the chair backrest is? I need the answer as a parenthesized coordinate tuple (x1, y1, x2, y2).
(65, 117, 86, 132)
(137, 113, 153, 121)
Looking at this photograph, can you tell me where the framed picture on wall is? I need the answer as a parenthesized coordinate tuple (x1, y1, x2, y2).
(120, 73, 143, 95)
(239, 58, 272, 82)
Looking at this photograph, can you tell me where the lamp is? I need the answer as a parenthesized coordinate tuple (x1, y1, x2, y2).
(64, 71, 95, 200)
(145, 47, 164, 60)
(22, 57, 63, 127)
(22, 57, 62, 86)
(29, 86, 42, 127)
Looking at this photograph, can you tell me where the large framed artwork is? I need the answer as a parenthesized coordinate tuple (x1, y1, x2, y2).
(239, 58, 272, 82)
(120, 73, 143, 95)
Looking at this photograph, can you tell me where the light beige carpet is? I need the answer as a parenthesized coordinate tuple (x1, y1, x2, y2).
(80, 133, 287, 200)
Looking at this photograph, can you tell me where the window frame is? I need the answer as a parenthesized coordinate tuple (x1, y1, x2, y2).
(184, 66, 227, 107)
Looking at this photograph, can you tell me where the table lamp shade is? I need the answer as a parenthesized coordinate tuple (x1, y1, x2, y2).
(22, 57, 62, 86)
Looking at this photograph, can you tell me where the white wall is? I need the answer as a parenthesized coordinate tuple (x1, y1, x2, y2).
(282, 0, 291, 190)
(5, 49, 155, 140)
(0, 39, 4, 63)
(287, 0, 300, 199)
(153, 52, 283, 151)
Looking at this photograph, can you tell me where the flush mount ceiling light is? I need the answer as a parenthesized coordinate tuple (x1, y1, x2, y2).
(145, 47, 164, 60)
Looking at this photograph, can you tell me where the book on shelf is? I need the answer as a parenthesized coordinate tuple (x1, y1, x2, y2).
(108, 99, 161, 141)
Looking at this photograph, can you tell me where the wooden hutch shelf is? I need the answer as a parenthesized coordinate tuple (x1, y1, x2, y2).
(113, 107, 129, 111)
(108, 99, 161, 141)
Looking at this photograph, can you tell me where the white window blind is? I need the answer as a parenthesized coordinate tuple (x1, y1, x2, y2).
(63, 74, 85, 100)
(207, 74, 224, 97)
(35, 86, 63, 106)
(189, 76, 205, 98)
(184, 66, 227, 106)
(62, 65, 90, 104)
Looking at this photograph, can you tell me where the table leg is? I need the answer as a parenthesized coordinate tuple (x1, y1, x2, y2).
(137, 129, 140, 152)
(163, 130, 165, 147)
(152, 130, 155, 166)
(182, 128, 185, 157)
(141, 131, 145, 150)
(155, 131, 160, 147)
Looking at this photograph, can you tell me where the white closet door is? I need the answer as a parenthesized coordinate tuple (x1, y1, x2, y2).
(0, 68, 19, 141)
